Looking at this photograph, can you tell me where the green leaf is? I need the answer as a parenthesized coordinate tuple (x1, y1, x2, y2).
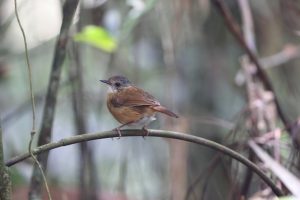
(278, 196, 297, 200)
(74, 25, 117, 53)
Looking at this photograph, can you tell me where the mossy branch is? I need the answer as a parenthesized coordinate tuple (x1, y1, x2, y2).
(6, 129, 283, 197)
(0, 125, 12, 200)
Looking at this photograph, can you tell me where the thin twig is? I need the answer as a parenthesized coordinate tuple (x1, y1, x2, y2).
(13, 0, 52, 199)
(5, 129, 283, 196)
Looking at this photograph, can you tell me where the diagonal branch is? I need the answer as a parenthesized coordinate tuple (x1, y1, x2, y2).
(28, 0, 79, 199)
(6, 129, 283, 197)
(212, 0, 290, 133)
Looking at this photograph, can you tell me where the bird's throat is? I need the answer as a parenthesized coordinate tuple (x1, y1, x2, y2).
(107, 86, 117, 94)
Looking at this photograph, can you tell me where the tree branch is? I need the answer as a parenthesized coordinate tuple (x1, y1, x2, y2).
(212, 0, 291, 135)
(29, 0, 79, 199)
(6, 129, 283, 197)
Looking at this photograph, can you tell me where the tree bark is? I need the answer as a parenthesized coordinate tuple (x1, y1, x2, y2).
(0, 125, 12, 200)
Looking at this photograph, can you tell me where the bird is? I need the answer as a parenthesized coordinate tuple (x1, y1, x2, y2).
(100, 75, 179, 137)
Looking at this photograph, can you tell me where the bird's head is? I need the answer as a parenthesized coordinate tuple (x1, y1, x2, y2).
(100, 75, 132, 92)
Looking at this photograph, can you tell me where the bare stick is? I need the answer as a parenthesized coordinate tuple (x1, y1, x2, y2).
(6, 129, 283, 196)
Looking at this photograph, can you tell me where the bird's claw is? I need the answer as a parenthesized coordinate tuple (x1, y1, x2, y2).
(142, 126, 149, 139)
(113, 128, 122, 139)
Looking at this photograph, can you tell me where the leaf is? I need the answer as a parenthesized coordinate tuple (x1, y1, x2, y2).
(278, 196, 297, 200)
(74, 25, 117, 53)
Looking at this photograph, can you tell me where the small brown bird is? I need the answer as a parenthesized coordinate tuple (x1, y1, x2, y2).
(100, 75, 178, 137)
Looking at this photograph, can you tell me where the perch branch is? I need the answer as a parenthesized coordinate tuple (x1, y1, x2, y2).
(6, 129, 283, 196)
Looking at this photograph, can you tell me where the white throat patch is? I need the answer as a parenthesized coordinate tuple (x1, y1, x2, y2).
(107, 86, 117, 94)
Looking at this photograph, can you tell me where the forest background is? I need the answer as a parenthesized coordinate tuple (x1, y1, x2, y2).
(1, 0, 300, 199)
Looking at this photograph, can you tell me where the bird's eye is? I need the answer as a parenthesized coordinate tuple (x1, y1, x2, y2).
(115, 82, 121, 87)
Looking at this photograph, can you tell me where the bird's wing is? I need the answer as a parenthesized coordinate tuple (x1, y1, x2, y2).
(111, 86, 179, 118)
(116, 86, 160, 107)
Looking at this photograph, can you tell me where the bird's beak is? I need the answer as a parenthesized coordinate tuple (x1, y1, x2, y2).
(100, 80, 110, 85)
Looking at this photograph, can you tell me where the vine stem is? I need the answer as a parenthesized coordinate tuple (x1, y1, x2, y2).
(14, 0, 35, 130)
(13, 0, 51, 199)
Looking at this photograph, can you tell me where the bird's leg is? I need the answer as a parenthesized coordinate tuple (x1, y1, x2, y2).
(113, 127, 122, 139)
(113, 122, 134, 139)
(142, 126, 149, 138)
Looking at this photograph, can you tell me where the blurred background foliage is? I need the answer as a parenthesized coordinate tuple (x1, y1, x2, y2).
(1, 0, 300, 199)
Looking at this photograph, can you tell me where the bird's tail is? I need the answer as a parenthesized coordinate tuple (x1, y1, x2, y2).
(153, 105, 179, 118)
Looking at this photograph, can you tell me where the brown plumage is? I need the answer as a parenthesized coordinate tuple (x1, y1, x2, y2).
(100, 75, 178, 137)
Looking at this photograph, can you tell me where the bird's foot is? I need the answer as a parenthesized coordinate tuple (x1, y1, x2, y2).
(142, 126, 149, 138)
(113, 128, 122, 139)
